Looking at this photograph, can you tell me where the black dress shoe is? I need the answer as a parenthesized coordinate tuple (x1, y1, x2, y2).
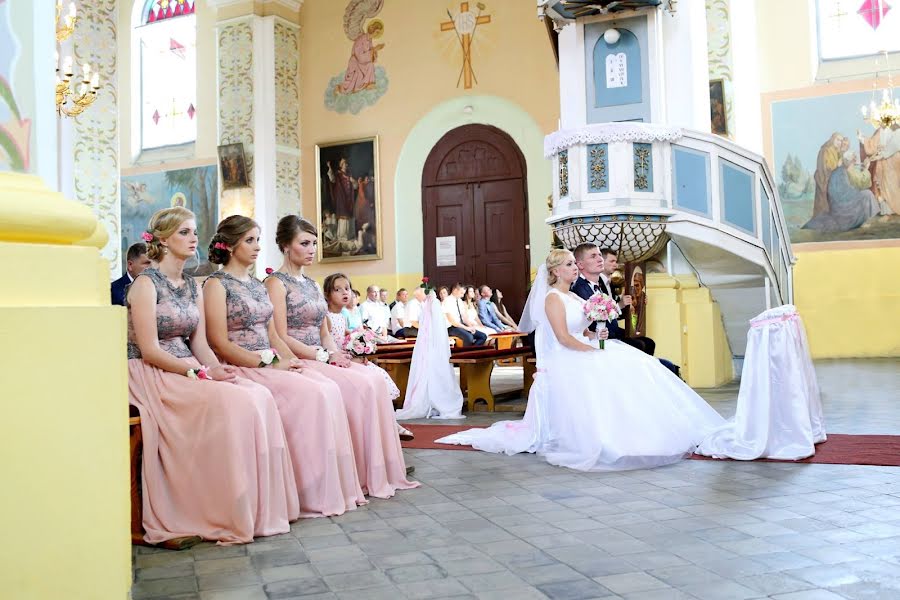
(406, 465, 415, 476)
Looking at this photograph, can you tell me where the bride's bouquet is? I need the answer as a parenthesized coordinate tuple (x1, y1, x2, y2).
(343, 328, 378, 357)
(583, 292, 620, 349)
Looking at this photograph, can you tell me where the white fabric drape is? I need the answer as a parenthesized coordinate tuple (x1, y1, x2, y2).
(697, 305, 826, 461)
(543, 122, 683, 157)
(395, 291, 464, 420)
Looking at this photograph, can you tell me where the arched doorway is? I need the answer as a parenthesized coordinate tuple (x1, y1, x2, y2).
(422, 124, 530, 319)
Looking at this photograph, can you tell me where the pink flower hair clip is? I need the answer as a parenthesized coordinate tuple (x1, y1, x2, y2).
(213, 242, 230, 251)
(265, 267, 274, 275)
(141, 231, 154, 242)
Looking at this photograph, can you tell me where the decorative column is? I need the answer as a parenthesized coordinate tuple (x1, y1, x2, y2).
(0, 1, 130, 597)
(215, 4, 301, 272)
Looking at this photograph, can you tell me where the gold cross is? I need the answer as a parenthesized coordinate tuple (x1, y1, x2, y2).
(830, 1, 849, 30)
(441, 2, 491, 89)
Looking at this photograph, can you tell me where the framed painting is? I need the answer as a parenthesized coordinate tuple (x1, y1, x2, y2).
(315, 136, 382, 262)
(709, 79, 728, 136)
(218, 143, 250, 190)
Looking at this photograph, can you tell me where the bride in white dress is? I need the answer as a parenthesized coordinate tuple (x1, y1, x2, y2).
(436, 249, 726, 471)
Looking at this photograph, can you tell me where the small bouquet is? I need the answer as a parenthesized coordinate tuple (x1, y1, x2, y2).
(583, 292, 620, 349)
(344, 327, 378, 357)
(419, 276, 434, 295)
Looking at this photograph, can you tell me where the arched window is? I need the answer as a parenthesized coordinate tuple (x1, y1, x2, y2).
(817, 0, 900, 60)
(134, 0, 197, 151)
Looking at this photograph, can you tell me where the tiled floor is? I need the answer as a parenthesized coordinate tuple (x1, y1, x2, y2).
(131, 359, 900, 600)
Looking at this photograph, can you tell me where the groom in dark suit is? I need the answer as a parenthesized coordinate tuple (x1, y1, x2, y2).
(110, 242, 151, 306)
(571, 244, 681, 377)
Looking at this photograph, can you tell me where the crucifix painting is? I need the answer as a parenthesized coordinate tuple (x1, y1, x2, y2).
(441, 2, 491, 89)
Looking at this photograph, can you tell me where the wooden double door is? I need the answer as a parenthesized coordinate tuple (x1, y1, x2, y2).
(422, 125, 530, 319)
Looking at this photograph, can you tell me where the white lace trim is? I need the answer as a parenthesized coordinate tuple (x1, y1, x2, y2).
(544, 123, 684, 157)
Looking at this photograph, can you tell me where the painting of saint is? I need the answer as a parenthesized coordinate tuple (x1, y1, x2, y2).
(316, 137, 381, 262)
(859, 124, 900, 216)
(324, 0, 389, 115)
(709, 79, 728, 137)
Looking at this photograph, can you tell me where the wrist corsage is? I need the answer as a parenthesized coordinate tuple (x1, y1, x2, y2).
(258, 348, 280, 368)
(187, 366, 210, 380)
(315, 347, 330, 363)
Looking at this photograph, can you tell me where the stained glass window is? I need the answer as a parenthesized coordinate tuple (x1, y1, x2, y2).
(817, 0, 900, 60)
(136, 0, 197, 150)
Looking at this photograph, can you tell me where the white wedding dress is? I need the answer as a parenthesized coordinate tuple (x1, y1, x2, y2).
(436, 272, 726, 471)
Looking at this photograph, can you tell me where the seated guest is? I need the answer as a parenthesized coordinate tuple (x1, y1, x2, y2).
(438, 286, 450, 303)
(345, 289, 364, 330)
(491, 288, 518, 329)
(111, 242, 151, 306)
(390, 288, 409, 336)
(465, 285, 499, 335)
(404, 287, 426, 333)
(127, 207, 298, 545)
(203, 216, 365, 517)
(323, 273, 414, 441)
(477, 284, 509, 332)
(380, 288, 390, 307)
(265, 215, 417, 497)
(441, 282, 487, 346)
(359, 285, 391, 335)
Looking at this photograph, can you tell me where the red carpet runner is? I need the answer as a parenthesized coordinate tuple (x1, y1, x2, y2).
(400, 424, 900, 466)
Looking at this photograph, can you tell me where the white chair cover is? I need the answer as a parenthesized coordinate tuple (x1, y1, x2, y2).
(395, 291, 464, 420)
(697, 305, 826, 460)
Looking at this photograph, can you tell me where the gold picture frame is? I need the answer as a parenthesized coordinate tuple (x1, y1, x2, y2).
(315, 136, 382, 263)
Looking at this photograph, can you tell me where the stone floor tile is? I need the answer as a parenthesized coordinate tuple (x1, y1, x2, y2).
(195, 557, 253, 576)
(536, 578, 615, 600)
(735, 572, 816, 596)
(193, 544, 248, 561)
(136, 550, 196, 568)
(297, 535, 351, 551)
(593, 572, 670, 595)
(620, 590, 697, 600)
(132, 575, 199, 599)
(311, 557, 374, 576)
(259, 564, 317, 583)
(769, 590, 848, 600)
(250, 547, 309, 570)
(135, 563, 196, 581)
(198, 586, 268, 600)
(384, 564, 448, 584)
(678, 580, 763, 600)
(621, 552, 690, 571)
(262, 576, 330, 598)
(440, 558, 508, 577)
(305, 546, 365, 564)
(458, 570, 529, 592)
(513, 563, 585, 586)
(782, 563, 864, 588)
(322, 570, 391, 592)
(398, 577, 471, 599)
(197, 570, 262, 592)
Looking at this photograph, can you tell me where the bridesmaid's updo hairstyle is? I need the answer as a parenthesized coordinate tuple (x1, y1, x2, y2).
(145, 206, 195, 262)
(209, 215, 259, 265)
(545, 248, 574, 286)
(275, 215, 317, 253)
(323, 273, 351, 298)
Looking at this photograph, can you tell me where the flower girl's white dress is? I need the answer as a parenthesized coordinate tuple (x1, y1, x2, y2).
(437, 273, 726, 472)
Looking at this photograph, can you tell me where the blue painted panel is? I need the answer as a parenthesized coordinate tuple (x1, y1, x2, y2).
(587, 143, 609, 193)
(672, 146, 710, 216)
(592, 29, 642, 107)
(760, 184, 772, 256)
(584, 17, 651, 123)
(633, 143, 653, 192)
(720, 159, 756, 234)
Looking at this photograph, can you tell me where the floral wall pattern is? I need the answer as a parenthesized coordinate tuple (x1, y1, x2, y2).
(706, 0, 734, 137)
(218, 20, 254, 185)
(275, 20, 301, 212)
(73, 0, 120, 272)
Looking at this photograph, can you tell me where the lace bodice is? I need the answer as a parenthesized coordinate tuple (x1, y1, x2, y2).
(267, 271, 326, 346)
(127, 268, 199, 359)
(206, 272, 273, 352)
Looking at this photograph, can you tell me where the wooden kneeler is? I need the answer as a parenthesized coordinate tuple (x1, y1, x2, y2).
(450, 347, 534, 412)
(129, 411, 201, 550)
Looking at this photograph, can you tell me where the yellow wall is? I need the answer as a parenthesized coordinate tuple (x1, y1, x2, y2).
(297, 0, 559, 285)
(0, 174, 130, 600)
(755, 0, 900, 358)
(794, 244, 900, 358)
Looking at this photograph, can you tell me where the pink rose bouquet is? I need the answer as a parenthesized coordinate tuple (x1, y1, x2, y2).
(343, 327, 378, 357)
(583, 292, 620, 349)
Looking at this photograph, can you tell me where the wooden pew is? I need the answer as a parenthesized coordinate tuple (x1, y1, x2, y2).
(450, 346, 534, 412)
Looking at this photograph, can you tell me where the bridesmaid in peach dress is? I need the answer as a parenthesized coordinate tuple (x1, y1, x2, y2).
(265, 215, 418, 498)
(203, 216, 366, 517)
(127, 207, 298, 545)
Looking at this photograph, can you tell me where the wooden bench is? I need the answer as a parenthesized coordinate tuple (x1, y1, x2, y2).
(450, 346, 534, 412)
(524, 357, 537, 397)
(370, 352, 414, 406)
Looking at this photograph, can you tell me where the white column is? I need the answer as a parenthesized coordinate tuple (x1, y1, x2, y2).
(661, 1, 711, 130)
(253, 16, 278, 271)
(729, 0, 764, 154)
(557, 23, 587, 129)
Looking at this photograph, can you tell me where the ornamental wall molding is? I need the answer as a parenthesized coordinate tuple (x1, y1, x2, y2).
(544, 122, 683, 157)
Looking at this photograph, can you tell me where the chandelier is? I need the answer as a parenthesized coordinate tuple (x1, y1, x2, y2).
(55, 1, 100, 118)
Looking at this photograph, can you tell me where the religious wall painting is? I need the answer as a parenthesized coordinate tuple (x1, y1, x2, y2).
(0, 0, 30, 173)
(324, 0, 388, 115)
(315, 137, 381, 262)
(440, 2, 492, 89)
(709, 79, 728, 137)
(218, 143, 250, 190)
(771, 88, 900, 243)
(121, 165, 218, 275)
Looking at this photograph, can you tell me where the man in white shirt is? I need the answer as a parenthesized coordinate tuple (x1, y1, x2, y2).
(359, 285, 391, 334)
(390, 288, 409, 336)
(405, 288, 425, 331)
(441, 283, 487, 346)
